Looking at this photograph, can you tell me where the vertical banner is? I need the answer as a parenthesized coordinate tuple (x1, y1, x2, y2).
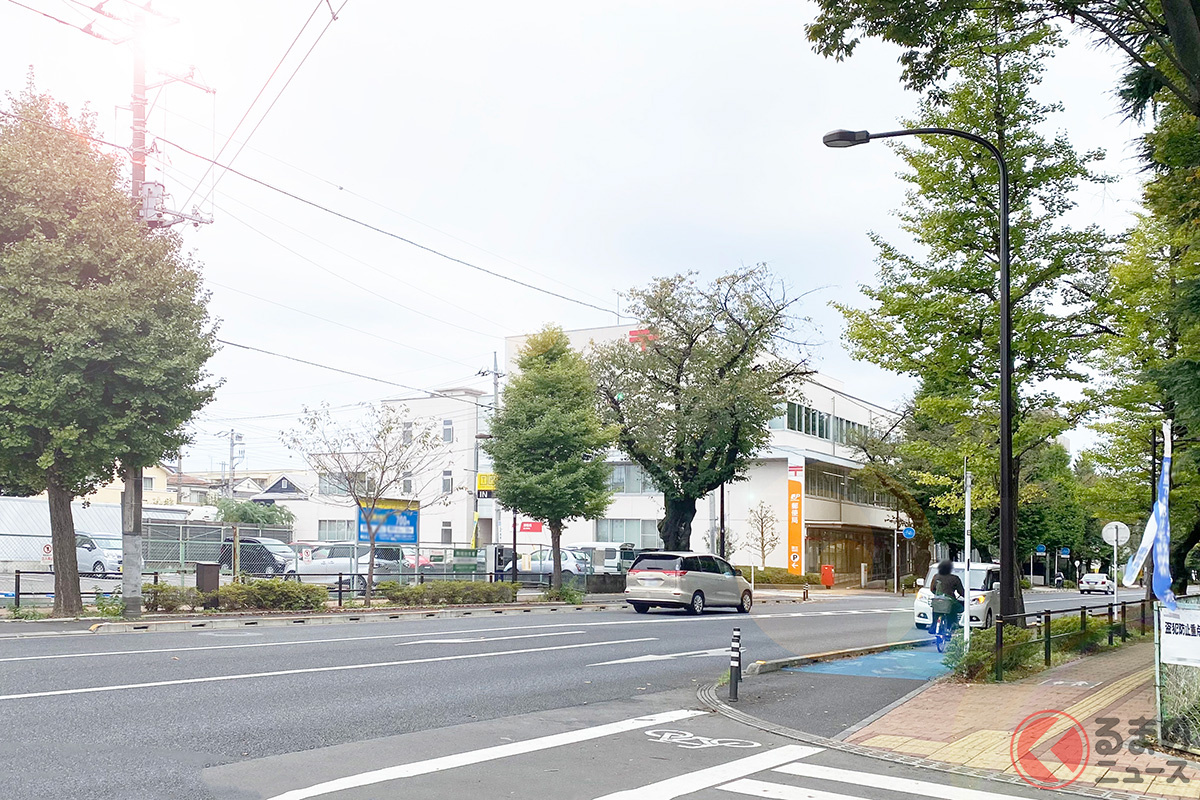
(787, 463, 804, 575)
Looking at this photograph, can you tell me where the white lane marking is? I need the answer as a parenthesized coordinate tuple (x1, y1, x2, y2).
(0, 637, 657, 702)
(719, 778, 862, 799)
(0, 607, 910, 663)
(591, 745, 822, 800)
(395, 631, 581, 646)
(264, 708, 706, 800)
(774, 763, 1028, 800)
(588, 646, 729, 666)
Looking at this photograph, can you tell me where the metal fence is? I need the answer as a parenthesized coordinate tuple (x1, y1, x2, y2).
(1159, 594, 1200, 756)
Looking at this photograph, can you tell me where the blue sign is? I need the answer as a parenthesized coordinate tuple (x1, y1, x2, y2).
(1036, 544, 1047, 554)
(902, 527, 916, 540)
(1060, 547, 1070, 557)
(358, 501, 419, 544)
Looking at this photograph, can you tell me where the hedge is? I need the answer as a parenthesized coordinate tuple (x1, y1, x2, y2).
(141, 583, 204, 613)
(736, 566, 823, 585)
(945, 614, 1113, 681)
(376, 580, 518, 606)
(206, 579, 329, 611)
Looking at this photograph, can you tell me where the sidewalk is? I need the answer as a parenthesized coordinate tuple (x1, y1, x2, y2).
(844, 641, 1200, 797)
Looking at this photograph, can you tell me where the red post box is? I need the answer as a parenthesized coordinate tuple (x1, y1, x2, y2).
(820, 564, 835, 589)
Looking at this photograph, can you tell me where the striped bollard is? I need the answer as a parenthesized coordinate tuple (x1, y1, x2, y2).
(729, 627, 741, 702)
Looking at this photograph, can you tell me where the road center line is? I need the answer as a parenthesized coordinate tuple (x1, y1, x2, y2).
(0, 637, 658, 703)
(265, 708, 707, 800)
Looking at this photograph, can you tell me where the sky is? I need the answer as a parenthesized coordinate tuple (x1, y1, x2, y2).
(0, 0, 1149, 474)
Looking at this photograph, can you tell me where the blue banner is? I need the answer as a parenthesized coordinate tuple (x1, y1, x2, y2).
(1123, 423, 1176, 610)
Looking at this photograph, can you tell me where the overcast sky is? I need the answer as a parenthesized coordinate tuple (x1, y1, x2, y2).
(1, 1, 1147, 474)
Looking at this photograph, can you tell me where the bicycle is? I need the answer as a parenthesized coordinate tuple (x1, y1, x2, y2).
(930, 595, 960, 653)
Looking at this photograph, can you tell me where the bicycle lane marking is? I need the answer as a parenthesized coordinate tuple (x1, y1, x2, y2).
(262, 708, 707, 800)
(590, 744, 823, 799)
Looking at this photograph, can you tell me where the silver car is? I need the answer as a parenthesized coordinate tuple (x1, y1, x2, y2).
(624, 551, 752, 614)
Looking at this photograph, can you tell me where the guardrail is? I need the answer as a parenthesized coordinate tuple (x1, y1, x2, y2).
(993, 597, 1154, 681)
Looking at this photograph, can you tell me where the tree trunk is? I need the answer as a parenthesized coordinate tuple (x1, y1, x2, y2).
(47, 478, 83, 617)
(364, 533, 375, 607)
(550, 520, 563, 590)
(659, 497, 697, 550)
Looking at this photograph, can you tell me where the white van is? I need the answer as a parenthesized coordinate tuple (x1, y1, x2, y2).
(571, 542, 637, 574)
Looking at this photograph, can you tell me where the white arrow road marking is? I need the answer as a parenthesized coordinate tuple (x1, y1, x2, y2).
(395, 631, 582, 646)
(264, 708, 706, 800)
(0, 637, 658, 702)
(591, 745, 823, 799)
(773, 763, 1030, 800)
(588, 647, 730, 666)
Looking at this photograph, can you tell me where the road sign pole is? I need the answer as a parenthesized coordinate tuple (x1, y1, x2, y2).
(964, 464, 972, 648)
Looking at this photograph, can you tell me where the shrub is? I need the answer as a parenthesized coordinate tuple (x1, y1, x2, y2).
(540, 586, 585, 604)
(734, 566, 822, 585)
(376, 580, 519, 606)
(92, 587, 125, 618)
(142, 583, 204, 613)
(206, 579, 328, 611)
(944, 614, 1116, 681)
(6, 605, 48, 620)
(1063, 579, 1077, 589)
(1020, 578, 1032, 590)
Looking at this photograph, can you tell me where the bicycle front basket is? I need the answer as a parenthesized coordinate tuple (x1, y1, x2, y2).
(930, 596, 957, 615)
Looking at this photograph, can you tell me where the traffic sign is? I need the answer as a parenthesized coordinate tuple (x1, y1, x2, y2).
(40, 543, 52, 564)
(1101, 521, 1130, 546)
(1060, 547, 1070, 557)
(901, 527, 915, 540)
(1035, 544, 1046, 554)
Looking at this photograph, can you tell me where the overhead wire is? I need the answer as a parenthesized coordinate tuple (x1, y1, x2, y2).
(4, 0, 124, 41)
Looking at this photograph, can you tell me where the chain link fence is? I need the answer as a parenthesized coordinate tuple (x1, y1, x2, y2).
(1159, 594, 1200, 756)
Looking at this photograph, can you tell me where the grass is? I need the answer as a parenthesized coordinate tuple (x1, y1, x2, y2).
(5, 605, 49, 620)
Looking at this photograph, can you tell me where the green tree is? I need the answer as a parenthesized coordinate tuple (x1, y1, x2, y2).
(0, 84, 215, 616)
(484, 327, 615, 590)
(589, 267, 809, 550)
(807, 1, 1200, 123)
(215, 498, 296, 527)
(832, 25, 1111, 611)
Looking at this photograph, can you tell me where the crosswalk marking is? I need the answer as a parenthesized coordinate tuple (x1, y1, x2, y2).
(719, 778, 865, 799)
(773, 763, 1027, 800)
(590, 745, 823, 800)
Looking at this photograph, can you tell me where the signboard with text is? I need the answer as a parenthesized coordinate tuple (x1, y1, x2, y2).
(787, 463, 804, 575)
(519, 521, 543, 533)
(1161, 606, 1200, 667)
(476, 472, 496, 499)
(358, 499, 420, 544)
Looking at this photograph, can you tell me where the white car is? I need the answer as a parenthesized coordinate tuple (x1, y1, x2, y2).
(1080, 573, 1115, 594)
(288, 543, 401, 589)
(913, 562, 1001, 629)
(526, 547, 593, 577)
(75, 532, 123, 577)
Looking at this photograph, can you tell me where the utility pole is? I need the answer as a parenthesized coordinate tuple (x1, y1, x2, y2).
(964, 461, 972, 648)
(719, 483, 726, 559)
(477, 352, 505, 550)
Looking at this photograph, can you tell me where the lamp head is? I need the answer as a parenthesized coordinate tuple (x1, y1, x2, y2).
(823, 129, 871, 148)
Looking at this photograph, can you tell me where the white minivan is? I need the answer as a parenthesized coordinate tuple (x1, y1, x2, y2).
(913, 562, 1001, 629)
(571, 541, 638, 574)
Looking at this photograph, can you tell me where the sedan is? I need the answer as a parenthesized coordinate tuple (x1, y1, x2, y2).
(1080, 573, 1115, 594)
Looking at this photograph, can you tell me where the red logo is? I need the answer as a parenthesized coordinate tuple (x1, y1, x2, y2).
(518, 521, 543, 533)
(1010, 710, 1090, 789)
(628, 329, 658, 350)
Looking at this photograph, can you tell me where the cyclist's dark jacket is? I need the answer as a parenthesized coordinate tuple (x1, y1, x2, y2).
(930, 573, 964, 600)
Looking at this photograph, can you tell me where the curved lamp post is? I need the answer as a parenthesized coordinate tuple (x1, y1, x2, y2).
(823, 127, 1017, 621)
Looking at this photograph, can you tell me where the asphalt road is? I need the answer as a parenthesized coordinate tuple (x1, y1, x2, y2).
(0, 590, 1152, 799)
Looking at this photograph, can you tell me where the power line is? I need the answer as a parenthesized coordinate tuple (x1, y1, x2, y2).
(5, 0, 125, 41)
(216, 338, 493, 410)
(156, 135, 617, 315)
(178, 0, 325, 210)
(197, 0, 350, 209)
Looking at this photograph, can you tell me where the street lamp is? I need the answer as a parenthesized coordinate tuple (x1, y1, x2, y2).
(475, 433, 509, 581)
(823, 126, 1018, 620)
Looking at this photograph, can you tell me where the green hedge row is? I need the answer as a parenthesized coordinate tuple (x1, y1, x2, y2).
(376, 580, 518, 606)
(945, 614, 1113, 681)
(142, 579, 328, 612)
(736, 566, 823, 585)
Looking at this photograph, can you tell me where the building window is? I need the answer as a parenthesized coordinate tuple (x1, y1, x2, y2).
(403, 422, 413, 445)
(402, 471, 412, 495)
(280, 478, 290, 490)
(605, 463, 651, 494)
(441, 521, 453, 544)
(442, 470, 453, 493)
(442, 419, 453, 443)
(596, 519, 661, 549)
(142, 476, 154, 491)
(317, 520, 355, 541)
(319, 472, 377, 497)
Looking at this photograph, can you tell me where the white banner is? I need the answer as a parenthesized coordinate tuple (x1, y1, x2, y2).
(1161, 606, 1200, 667)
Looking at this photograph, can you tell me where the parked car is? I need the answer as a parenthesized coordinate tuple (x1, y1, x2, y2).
(218, 536, 296, 576)
(1080, 573, 1115, 594)
(913, 562, 1001, 629)
(624, 551, 753, 614)
(374, 546, 433, 572)
(288, 542, 401, 589)
(571, 541, 638, 573)
(526, 547, 594, 576)
(74, 532, 123, 577)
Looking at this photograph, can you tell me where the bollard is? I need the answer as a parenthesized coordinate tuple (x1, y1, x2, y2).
(729, 627, 742, 703)
(1107, 604, 1114, 646)
(13, 570, 19, 609)
(153, 572, 159, 585)
(994, 618, 1005, 682)
(1043, 611, 1052, 666)
(1120, 602, 1128, 642)
(1140, 599, 1147, 636)
(337, 574, 344, 607)
(803, 586, 809, 602)
(1080, 606, 1087, 632)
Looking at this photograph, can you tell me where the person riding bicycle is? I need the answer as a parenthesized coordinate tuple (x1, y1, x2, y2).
(929, 559, 965, 635)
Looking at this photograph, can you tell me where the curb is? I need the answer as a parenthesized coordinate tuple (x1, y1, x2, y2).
(88, 600, 638, 634)
(745, 638, 932, 675)
(696, 682, 1155, 800)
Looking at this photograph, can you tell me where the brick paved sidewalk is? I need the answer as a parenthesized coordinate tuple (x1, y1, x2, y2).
(845, 641, 1200, 797)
